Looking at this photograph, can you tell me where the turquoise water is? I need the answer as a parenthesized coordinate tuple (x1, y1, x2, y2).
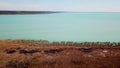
(0, 13, 120, 42)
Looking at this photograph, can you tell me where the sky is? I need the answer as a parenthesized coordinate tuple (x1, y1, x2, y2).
(0, 0, 120, 12)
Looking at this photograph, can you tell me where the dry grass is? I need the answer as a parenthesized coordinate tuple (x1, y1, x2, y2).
(0, 40, 120, 68)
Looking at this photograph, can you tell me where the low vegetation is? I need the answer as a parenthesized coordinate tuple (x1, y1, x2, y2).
(0, 40, 120, 68)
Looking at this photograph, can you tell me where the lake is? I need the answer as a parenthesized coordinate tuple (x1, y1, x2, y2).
(0, 13, 120, 42)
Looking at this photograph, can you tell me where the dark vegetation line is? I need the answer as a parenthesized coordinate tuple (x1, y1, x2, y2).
(0, 40, 120, 46)
(0, 11, 62, 14)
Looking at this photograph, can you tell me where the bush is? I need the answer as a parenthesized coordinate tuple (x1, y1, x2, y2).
(71, 60, 84, 65)
(5, 60, 30, 68)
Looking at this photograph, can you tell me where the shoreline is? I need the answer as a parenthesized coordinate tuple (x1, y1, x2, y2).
(0, 11, 62, 15)
(0, 39, 120, 46)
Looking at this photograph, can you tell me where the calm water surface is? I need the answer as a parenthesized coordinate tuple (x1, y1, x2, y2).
(0, 13, 120, 42)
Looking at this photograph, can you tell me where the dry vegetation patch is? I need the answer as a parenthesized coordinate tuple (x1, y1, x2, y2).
(0, 40, 120, 68)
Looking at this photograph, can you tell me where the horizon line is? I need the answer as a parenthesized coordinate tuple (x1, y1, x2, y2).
(0, 10, 120, 13)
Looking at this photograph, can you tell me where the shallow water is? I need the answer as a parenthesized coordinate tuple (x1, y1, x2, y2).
(0, 13, 120, 42)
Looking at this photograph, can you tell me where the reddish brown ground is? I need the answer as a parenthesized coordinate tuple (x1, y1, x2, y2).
(0, 40, 120, 68)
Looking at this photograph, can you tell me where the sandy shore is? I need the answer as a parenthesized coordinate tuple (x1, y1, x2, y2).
(0, 40, 120, 68)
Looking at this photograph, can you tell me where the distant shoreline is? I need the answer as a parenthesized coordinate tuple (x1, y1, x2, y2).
(0, 11, 120, 15)
(0, 11, 62, 14)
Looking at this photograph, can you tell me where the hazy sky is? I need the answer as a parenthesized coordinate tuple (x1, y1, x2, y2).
(0, 0, 120, 12)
